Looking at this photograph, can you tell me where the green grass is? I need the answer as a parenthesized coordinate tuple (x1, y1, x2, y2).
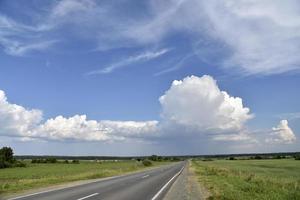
(192, 159, 300, 200)
(0, 160, 169, 195)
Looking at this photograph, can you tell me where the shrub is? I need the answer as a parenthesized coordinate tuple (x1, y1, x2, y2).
(13, 161, 26, 168)
(0, 160, 12, 168)
(229, 157, 236, 160)
(254, 155, 262, 160)
(72, 160, 79, 164)
(295, 156, 300, 160)
(46, 158, 57, 163)
(64, 160, 69, 164)
(142, 159, 152, 167)
(149, 155, 158, 161)
(202, 158, 213, 161)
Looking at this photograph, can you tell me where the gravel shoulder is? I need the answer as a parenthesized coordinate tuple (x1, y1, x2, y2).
(164, 160, 210, 200)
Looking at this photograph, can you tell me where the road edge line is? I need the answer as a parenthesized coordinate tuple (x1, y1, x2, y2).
(151, 165, 185, 200)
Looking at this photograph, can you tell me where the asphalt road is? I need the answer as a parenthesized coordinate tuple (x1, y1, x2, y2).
(7, 162, 186, 200)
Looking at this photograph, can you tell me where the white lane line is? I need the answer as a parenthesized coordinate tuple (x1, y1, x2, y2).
(7, 164, 176, 200)
(151, 165, 185, 200)
(7, 189, 66, 200)
(141, 175, 150, 179)
(77, 193, 99, 200)
(7, 173, 126, 200)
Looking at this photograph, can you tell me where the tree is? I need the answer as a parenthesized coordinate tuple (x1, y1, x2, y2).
(0, 147, 13, 162)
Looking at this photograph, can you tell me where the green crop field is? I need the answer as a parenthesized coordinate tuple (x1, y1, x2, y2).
(0, 160, 169, 195)
(192, 159, 300, 200)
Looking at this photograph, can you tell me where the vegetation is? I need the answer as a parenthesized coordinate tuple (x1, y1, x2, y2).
(142, 159, 152, 166)
(0, 147, 26, 169)
(0, 160, 169, 195)
(192, 159, 300, 200)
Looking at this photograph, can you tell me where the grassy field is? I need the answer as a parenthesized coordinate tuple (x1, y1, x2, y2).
(192, 159, 300, 200)
(0, 160, 169, 195)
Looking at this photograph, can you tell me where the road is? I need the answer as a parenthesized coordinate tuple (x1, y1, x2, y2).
(7, 162, 186, 200)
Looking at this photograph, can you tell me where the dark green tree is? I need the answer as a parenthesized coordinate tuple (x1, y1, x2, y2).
(0, 147, 14, 162)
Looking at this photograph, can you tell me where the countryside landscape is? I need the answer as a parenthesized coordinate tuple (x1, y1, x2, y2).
(1, 0, 300, 199)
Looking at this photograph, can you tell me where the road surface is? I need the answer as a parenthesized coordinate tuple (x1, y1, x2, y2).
(7, 162, 186, 200)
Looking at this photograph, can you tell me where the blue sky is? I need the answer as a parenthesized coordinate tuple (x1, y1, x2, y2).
(0, 0, 299, 156)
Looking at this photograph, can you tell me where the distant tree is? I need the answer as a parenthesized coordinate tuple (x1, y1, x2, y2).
(46, 158, 57, 163)
(254, 155, 262, 160)
(274, 155, 282, 159)
(149, 155, 158, 161)
(229, 157, 236, 160)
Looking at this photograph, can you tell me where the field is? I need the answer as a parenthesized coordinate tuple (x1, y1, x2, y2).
(192, 159, 300, 200)
(0, 160, 169, 195)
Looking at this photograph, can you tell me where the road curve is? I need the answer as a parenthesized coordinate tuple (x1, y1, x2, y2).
(7, 161, 186, 200)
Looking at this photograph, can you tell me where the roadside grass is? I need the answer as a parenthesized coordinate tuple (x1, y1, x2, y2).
(0, 160, 170, 195)
(192, 159, 300, 200)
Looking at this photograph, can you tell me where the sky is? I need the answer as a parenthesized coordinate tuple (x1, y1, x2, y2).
(0, 0, 299, 156)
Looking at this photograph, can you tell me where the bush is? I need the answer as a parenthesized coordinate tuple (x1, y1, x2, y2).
(72, 160, 79, 164)
(254, 155, 262, 160)
(13, 161, 26, 168)
(0, 160, 12, 168)
(295, 156, 300, 160)
(202, 158, 213, 161)
(229, 157, 236, 160)
(46, 158, 57, 163)
(64, 160, 69, 164)
(149, 155, 158, 161)
(142, 159, 152, 167)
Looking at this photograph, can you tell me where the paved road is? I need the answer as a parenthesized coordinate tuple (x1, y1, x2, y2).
(7, 162, 186, 200)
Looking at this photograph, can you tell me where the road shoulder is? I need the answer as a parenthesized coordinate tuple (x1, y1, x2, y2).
(164, 161, 210, 200)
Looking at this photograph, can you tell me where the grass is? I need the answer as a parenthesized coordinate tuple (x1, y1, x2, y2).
(0, 160, 170, 195)
(192, 159, 300, 200)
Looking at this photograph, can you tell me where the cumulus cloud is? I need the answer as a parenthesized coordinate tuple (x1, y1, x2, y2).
(0, 75, 254, 142)
(37, 116, 158, 141)
(159, 75, 253, 133)
(0, 89, 158, 142)
(3, 75, 297, 146)
(266, 120, 296, 144)
(0, 90, 42, 137)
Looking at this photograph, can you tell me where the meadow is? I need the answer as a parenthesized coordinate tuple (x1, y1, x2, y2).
(0, 160, 168, 195)
(192, 159, 300, 200)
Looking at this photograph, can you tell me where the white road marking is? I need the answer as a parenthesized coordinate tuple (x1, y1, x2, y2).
(151, 165, 185, 200)
(7, 173, 127, 200)
(141, 175, 149, 179)
(77, 193, 99, 200)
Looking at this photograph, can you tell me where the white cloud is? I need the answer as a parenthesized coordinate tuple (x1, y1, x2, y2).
(266, 120, 296, 144)
(0, 90, 158, 142)
(37, 116, 158, 141)
(0, 90, 42, 137)
(2, 40, 57, 56)
(50, 0, 96, 19)
(86, 48, 170, 75)
(0, 75, 254, 143)
(159, 75, 253, 132)
(2, 75, 297, 146)
(37, 115, 110, 141)
(199, 0, 300, 75)
(3, 0, 300, 75)
(127, 0, 300, 75)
